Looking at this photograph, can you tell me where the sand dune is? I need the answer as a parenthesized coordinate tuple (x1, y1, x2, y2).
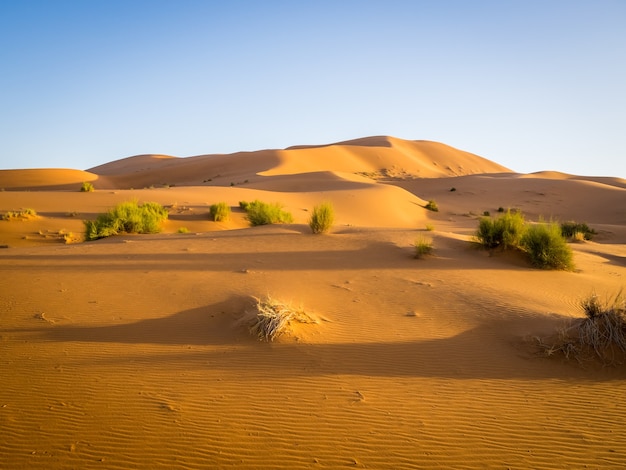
(1, 136, 626, 469)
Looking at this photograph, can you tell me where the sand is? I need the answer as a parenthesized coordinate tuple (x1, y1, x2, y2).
(1, 136, 626, 469)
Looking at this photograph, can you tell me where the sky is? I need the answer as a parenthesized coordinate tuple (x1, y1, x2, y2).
(0, 0, 625, 177)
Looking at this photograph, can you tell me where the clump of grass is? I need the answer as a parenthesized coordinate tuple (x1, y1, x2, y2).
(475, 209, 526, 250)
(2, 208, 37, 220)
(177, 227, 189, 234)
(520, 221, 574, 270)
(240, 200, 293, 226)
(424, 200, 439, 212)
(425, 224, 435, 231)
(209, 202, 231, 222)
(84, 200, 168, 241)
(414, 236, 433, 259)
(309, 201, 335, 234)
(80, 181, 94, 192)
(561, 221, 596, 241)
(538, 290, 626, 364)
(247, 295, 316, 342)
(450, 187, 456, 192)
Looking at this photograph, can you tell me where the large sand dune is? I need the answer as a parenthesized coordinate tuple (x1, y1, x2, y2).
(1, 136, 626, 469)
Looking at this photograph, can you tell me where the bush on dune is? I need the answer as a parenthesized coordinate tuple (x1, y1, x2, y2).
(210, 202, 231, 222)
(309, 201, 335, 234)
(475, 209, 526, 250)
(240, 200, 293, 226)
(520, 221, 574, 270)
(84, 200, 168, 241)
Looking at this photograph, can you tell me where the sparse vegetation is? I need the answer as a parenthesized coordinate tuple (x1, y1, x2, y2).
(80, 181, 94, 192)
(84, 200, 168, 241)
(177, 227, 189, 234)
(475, 209, 526, 250)
(424, 200, 439, 212)
(309, 201, 335, 234)
(520, 221, 574, 270)
(450, 187, 456, 192)
(537, 290, 626, 364)
(2, 208, 37, 220)
(414, 236, 433, 259)
(425, 224, 435, 231)
(247, 295, 316, 342)
(561, 221, 596, 241)
(239, 200, 293, 226)
(210, 202, 231, 222)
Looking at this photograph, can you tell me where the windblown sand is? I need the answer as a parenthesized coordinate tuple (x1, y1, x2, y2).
(1, 136, 626, 469)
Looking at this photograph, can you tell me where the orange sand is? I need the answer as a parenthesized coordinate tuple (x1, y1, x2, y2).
(1, 137, 626, 469)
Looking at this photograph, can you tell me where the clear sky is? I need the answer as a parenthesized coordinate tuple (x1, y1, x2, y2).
(1, 0, 624, 177)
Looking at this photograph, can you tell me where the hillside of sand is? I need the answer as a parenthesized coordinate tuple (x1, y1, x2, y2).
(1, 136, 626, 469)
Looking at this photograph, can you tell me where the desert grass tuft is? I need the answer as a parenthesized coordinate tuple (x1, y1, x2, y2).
(309, 201, 335, 234)
(84, 200, 168, 241)
(80, 181, 95, 192)
(424, 199, 439, 212)
(241, 200, 293, 226)
(520, 221, 574, 270)
(209, 202, 231, 222)
(537, 290, 626, 364)
(475, 209, 525, 250)
(2, 208, 37, 221)
(561, 221, 596, 241)
(247, 295, 316, 342)
(413, 236, 433, 259)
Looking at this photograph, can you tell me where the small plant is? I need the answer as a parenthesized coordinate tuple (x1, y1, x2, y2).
(210, 202, 231, 222)
(450, 187, 456, 192)
(84, 200, 168, 241)
(80, 181, 94, 192)
(309, 201, 335, 234)
(538, 290, 626, 364)
(239, 200, 250, 210)
(475, 209, 526, 250)
(425, 224, 435, 231)
(2, 208, 37, 220)
(241, 200, 293, 226)
(483, 211, 490, 217)
(520, 221, 574, 270)
(497, 207, 505, 213)
(561, 221, 596, 241)
(424, 200, 439, 212)
(413, 236, 433, 259)
(177, 227, 189, 234)
(572, 231, 587, 243)
(247, 295, 316, 342)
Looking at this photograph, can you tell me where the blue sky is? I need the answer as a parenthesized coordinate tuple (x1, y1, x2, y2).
(1, 1, 624, 177)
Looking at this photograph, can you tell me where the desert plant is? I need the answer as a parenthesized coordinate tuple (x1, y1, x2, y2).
(450, 187, 456, 192)
(2, 208, 37, 220)
(425, 224, 435, 231)
(424, 200, 439, 212)
(241, 200, 293, 226)
(497, 207, 505, 213)
(210, 202, 231, 222)
(84, 200, 168, 241)
(80, 181, 94, 192)
(414, 236, 433, 259)
(475, 209, 526, 250)
(561, 221, 596, 241)
(520, 221, 574, 270)
(309, 201, 335, 234)
(247, 295, 316, 342)
(177, 227, 189, 234)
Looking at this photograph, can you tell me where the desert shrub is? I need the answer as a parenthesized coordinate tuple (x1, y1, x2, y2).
(483, 211, 490, 217)
(239, 200, 250, 210)
(84, 200, 168, 241)
(475, 209, 526, 250)
(538, 290, 626, 364)
(177, 227, 189, 233)
(425, 224, 435, 231)
(497, 207, 505, 213)
(414, 236, 433, 259)
(309, 201, 335, 234)
(424, 200, 439, 212)
(241, 200, 293, 226)
(2, 208, 37, 220)
(450, 187, 456, 192)
(561, 221, 596, 241)
(520, 221, 574, 270)
(247, 295, 316, 342)
(210, 202, 231, 222)
(80, 181, 94, 192)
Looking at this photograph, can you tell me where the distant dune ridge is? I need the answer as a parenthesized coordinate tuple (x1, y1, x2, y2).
(1, 136, 626, 469)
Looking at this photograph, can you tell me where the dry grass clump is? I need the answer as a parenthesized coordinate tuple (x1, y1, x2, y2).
(309, 201, 335, 234)
(247, 295, 316, 341)
(80, 181, 95, 192)
(2, 208, 37, 221)
(209, 202, 231, 222)
(413, 236, 433, 259)
(537, 290, 626, 365)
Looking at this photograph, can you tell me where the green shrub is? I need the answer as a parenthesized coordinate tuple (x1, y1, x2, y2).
(2, 208, 37, 220)
(309, 201, 335, 234)
(475, 209, 526, 250)
(241, 200, 293, 226)
(84, 200, 168, 241)
(414, 236, 433, 259)
(560, 221, 596, 241)
(424, 200, 439, 212)
(520, 221, 574, 270)
(177, 227, 189, 234)
(210, 202, 231, 222)
(425, 224, 435, 231)
(80, 181, 94, 192)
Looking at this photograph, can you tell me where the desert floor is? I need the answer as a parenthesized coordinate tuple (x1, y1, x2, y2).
(1, 137, 626, 469)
